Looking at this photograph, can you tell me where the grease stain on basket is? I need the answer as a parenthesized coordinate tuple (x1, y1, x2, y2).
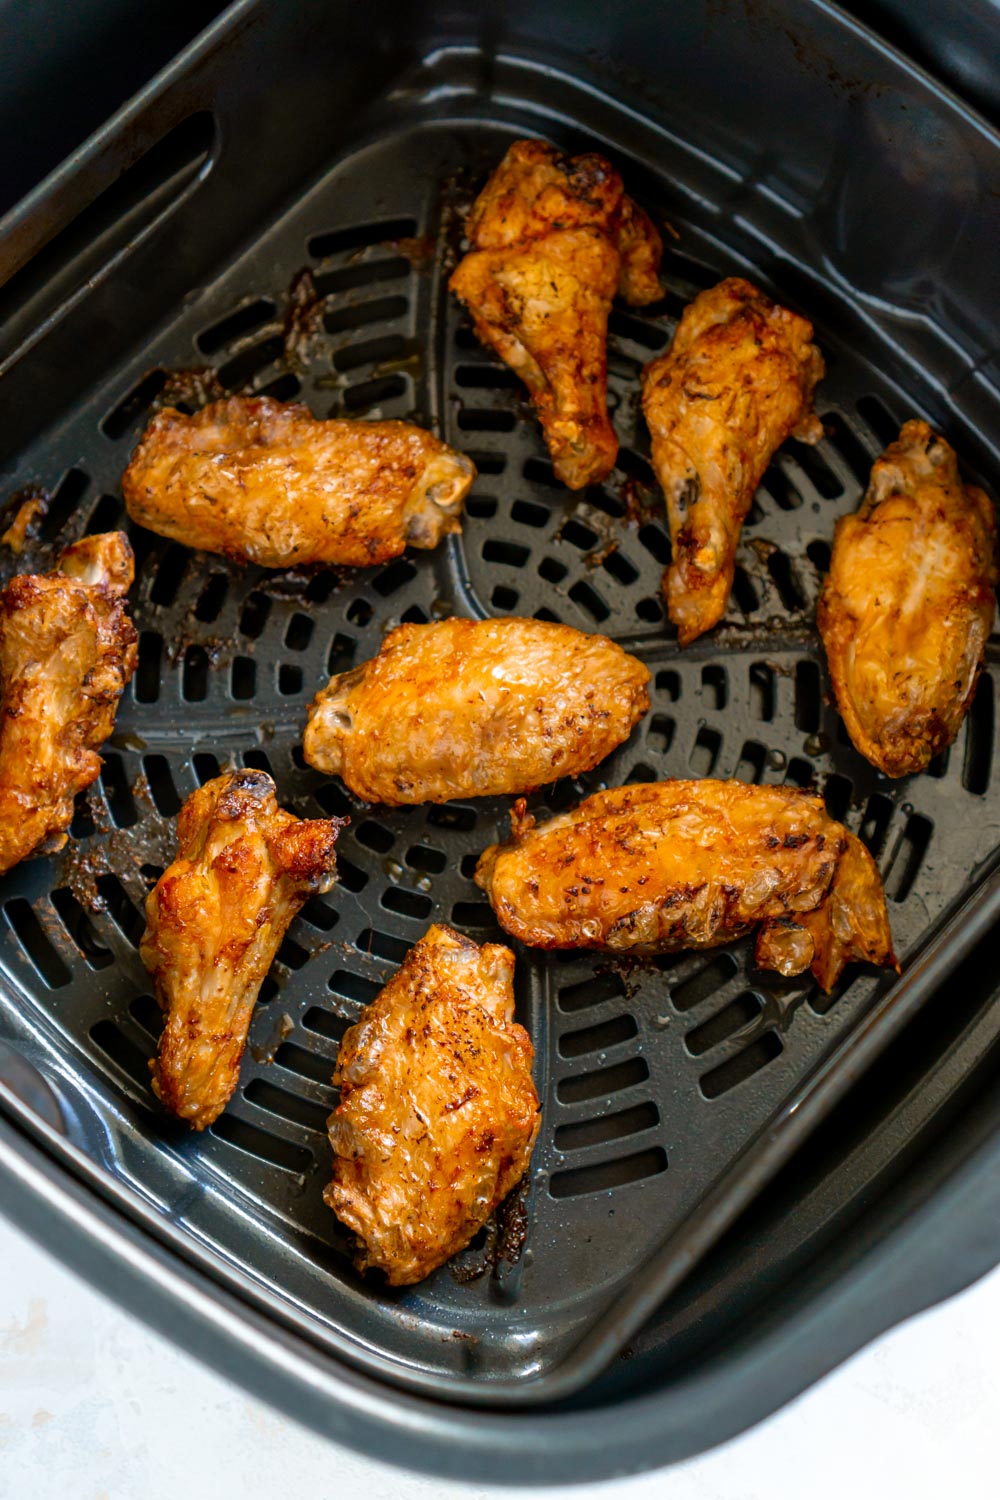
(0, 488, 49, 555)
(449, 1178, 532, 1284)
(283, 268, 328, 368)
(59, 772, 176, 915)
(251, 1011, 296, 1064)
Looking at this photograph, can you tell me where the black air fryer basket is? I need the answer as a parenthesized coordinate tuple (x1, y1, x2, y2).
(1, 0, 1000, 1483)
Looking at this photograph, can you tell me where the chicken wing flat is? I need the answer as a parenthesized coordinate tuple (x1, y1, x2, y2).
(141, 770, 342, 1129)
(642, 277, 825, 644)
(303, 616, 650, 804)
(0, 532, 137, 876)
(325, 923, 539, 1285)
(450, 139, 663, 490)
(122, 396, 475, 568)
(818, 419, 997, 777)
(475, 780, 895, 991)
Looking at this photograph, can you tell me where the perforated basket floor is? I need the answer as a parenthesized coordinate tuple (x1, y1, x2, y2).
(1, 48, 998, 1397)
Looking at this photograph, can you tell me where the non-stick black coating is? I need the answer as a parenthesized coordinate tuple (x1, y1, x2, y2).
(0, 0, 998, 1475)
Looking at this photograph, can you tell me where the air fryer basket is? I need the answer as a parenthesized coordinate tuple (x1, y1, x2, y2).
(1, 0, 1000, 1478)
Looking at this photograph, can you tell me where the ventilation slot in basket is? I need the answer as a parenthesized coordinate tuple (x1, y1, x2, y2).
(549, 1146, 667, 1199)
(210, 1114, 313, 1174)
(557, 1057, 649, 1104)
(5, 899, 71, 988)
(554, 1101, 660, 1153)
(700, 1032, 783, 1099)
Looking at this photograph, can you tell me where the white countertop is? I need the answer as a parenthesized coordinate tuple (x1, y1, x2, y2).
(1, 1211, 997, 1500)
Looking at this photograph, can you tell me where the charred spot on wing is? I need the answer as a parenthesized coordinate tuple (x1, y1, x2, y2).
(228, 769, 273, 799)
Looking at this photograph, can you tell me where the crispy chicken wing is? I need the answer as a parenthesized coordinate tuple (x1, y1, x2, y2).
(642, 277, 825, 643)
(141, 770, 342, 1129)
(818, 420, 997, 777)
(325, 924, 539, 1285)
(475, 780, 895, 991)
(0, 532, 137, 876)
(122, 396, 475, 568)
(450, 139, 663, 490)
(303, 616, 650, 804)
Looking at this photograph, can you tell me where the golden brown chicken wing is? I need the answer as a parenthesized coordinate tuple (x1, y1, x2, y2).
(818, 420, 997, 777)
(642, 277, 825, 644)
(0, 532, 137, 877)
(141, 770, 342, 1130)
(122, 396, 475, 568)
(303, 616, 650, 804)
(325, 923, 539, 1285)
(475, 780, 895, 991)
(755, 830, 897, 992)
(450, 139, 663, 490)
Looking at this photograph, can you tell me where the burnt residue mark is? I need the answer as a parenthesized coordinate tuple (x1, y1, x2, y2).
(389, 233, 435, 270)
(582, 538, 621, 570)
(748, 535, 778, 565)
(596, 954, 657, 1000)
(58, 770, 177, 917)
(283, 268, 328, 368)
(495, 1182, 530, 1264)
(617, 474, 659, 528)
(436, 164, 482, 279)
(703, 0, 888, 100)
(0, 485, 75, 584)
(236, 561, 352, 610)
(250, 1010, 296, 1064)
(448, 1178, 532, 1284)
(155, 367, 226, 411)
(169, 630, 240, 672)
(1, 487, 50, 556)
(163, 559, 244, 668)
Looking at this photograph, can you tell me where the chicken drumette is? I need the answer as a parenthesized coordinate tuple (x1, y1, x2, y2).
(141, 770, 342, 1130)
(450, 139, 663, 490)
(122, 396, 475, 568)
(818, 420, 997, 777)
(0, 531, 137, 876)
(303, 616, 650, 804)
(642, 277, 825, 643)
(326, 923, 539, 1285)
(476, 780, 895, 991)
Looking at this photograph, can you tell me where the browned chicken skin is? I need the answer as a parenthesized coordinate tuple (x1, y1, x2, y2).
(325, 924, 539, 1285)
(476, 780, 895, 991)
(642, 277, 825, 643)
(122, 396, 475, 568)
(141, 770, 342, 1130)
(303, 616, 650, 804)
(818, 420, 998, 777)
(0, 532, 137, 877)
(450, 139, 663, 490)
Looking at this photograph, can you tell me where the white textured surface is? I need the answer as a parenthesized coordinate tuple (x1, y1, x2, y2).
(1, 1212, 998, 1500)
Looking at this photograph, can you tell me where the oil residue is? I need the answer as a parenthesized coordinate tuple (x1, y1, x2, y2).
(58, 771, 176, 915)
(0, 487, 61, 582)
(284, 268, 328, 368)
(251, 1011, 296, 1064)
(0, 488, 50, 557)
(156, 366, 226, 411)
(449, 1178, 532, 1284)
(389, 233, 435, 270)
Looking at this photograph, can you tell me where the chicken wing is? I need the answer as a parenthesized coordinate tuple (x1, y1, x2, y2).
(642, 277, 825, 644)
(141, 770, 343, 1129)
(303, 616, 650, 804)
(0, 532, 137, 877)
(450, 139, 663, 490)
(325, 923, 539, 1285)
(818, 419, 997, 777)
(475, 780, 895, 991)
(122, 396, 475, 568)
